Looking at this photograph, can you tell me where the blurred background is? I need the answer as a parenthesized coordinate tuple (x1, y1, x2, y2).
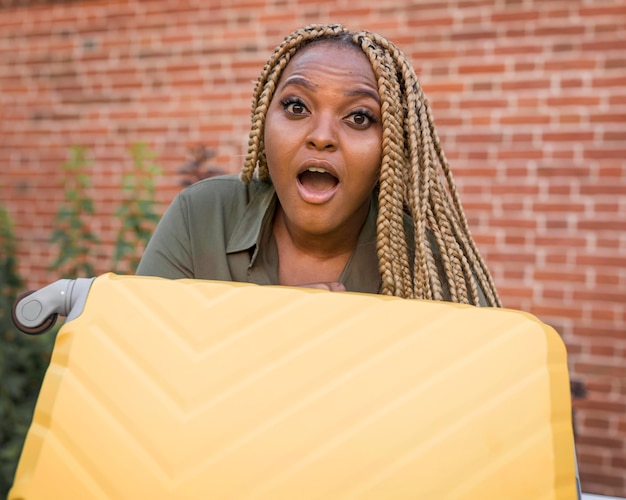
(0, 0, 624, 496)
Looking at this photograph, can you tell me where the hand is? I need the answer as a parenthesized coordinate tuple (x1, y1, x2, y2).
(299, 282, 346, 292)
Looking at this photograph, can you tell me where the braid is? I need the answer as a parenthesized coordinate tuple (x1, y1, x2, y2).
(241, 24, 502, 307)
(353, 32, 412, 298)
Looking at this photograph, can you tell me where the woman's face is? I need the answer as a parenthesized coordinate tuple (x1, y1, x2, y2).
(264, 41, 383, 240)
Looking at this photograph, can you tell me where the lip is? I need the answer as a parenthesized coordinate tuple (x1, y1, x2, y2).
(297, 158, 340, 178)
(296, 158, 341, 205)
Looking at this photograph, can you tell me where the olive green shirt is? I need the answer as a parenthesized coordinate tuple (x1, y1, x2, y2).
(136, 174, 381, 293)
(137, 174, 488, 304)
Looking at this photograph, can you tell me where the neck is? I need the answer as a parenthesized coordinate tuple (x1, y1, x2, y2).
(273, 204, 364, 258)
(272, 205, 367, 286)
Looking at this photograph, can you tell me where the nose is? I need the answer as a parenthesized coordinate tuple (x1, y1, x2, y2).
(306, 113, 337, 151)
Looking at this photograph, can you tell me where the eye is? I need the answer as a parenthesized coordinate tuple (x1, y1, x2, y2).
(280, 98, 309, 116)
(346, 109, 377, 128)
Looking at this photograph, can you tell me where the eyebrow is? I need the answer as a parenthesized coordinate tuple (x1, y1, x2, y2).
(281, 76, 317, 91)
(281, 76, 380, 104)
(344, 87, 380, 104)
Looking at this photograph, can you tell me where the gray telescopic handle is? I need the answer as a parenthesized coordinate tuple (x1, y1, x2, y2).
(12, 278, 95, 335)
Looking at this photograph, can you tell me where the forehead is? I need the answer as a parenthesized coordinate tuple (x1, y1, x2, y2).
(279, 40, 377, 88)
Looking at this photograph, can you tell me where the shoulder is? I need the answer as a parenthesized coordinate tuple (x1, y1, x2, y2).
(177, 174, 271, 209)
(180, 173, 262, 198)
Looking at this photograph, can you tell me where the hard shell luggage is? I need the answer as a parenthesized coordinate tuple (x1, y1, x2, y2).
(10, 273, 578, 499)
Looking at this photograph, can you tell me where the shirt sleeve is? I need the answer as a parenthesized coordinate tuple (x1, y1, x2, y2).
(136, 192, 194, 279)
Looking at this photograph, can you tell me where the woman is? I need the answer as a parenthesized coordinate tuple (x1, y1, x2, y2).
(136, 24, 501, 307)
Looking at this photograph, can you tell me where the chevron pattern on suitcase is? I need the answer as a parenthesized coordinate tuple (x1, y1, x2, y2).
(10, 273, 577, 499)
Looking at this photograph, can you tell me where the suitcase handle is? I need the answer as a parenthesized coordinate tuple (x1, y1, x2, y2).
(11, 278, 95, 335)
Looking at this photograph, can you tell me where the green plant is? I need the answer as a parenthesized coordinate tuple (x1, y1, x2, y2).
(48, 146, 100, 278)
(0, 205, 57, 497)
(0, 144, 164, 495)
(112, 143, 162, 273)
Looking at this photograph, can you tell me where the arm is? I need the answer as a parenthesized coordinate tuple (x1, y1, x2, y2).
(136, 193, 194, 279)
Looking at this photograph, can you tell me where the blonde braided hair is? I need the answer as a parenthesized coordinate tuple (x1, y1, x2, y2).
(241, 24, 501, 307)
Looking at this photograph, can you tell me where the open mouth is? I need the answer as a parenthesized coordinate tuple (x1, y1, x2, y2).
(298, 167, 339, 192)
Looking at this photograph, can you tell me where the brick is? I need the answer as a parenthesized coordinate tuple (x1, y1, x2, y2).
(605, 58, 626, 69)
(589, 113, 626, 123)
(573, 290, 626, 305)
(593, 76, 626, 88)
(546, 58, 597, 71)
(532, 304, 585, 321)
(534, 234, 587, 251)
(407, 15, 454, 28)
(582, 380, 614, 395)
(491, 10, 540, 23)
(421, 82, 465, 93)
(533, 269, 586, 284)
(450, 29, 499, 42)
(578, 219, 626, 231)
(557, 113, 583, 124)
(496, 149, 544, 160)
(545, 96, 601, 108)
(575, 400, 626, 415)
(596, 236, 624, 250)
(584, 416, 612, 431)
(579, 184, 626, 196)
(612, 456, 626, 470)
(541, 288, 566, 301)
(593, 272, 621, 287)
(595, 201, 622, 214)
(575, 326, 626, 341)
(603, 130, 626, 141)
(495, 44, 543, 56)
(608, 94, 626, 105)
(458, 63, 506, 75)
(578, 452, 606, 467)
(579, 5, 626, 17)
(502, 78, 551, 91)
(550, 149, 576, 160)
(579, 470, 624, 488)
(560, 77, 585, 88)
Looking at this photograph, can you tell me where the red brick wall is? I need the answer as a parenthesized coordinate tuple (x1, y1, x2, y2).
(1, 0, 625, 495)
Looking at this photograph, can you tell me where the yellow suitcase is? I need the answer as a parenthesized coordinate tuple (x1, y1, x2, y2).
(10, 273, 578, 499)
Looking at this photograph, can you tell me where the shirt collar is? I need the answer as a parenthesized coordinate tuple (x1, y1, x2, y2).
(226, 180, 276, 254)
(339, 194, 380, 293)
